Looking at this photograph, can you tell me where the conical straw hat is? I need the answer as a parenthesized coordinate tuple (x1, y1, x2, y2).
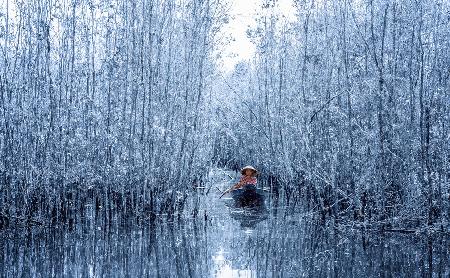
(240, 165, 258, 175)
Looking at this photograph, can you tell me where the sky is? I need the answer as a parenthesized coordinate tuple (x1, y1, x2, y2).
(218, 0, 297, 73)
(0, 0, 295, 73)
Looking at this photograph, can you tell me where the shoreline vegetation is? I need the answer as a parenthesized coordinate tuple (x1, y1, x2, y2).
(1, 0, 449, 234)
(1, 167, 448, 238)
(1, 169, 449, 277)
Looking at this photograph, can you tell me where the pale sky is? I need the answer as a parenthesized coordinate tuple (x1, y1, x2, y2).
(217, 0, 297, 73)
(1, 0, 296, 73)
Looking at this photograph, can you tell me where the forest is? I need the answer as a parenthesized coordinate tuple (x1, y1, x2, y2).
(0, 0, 449, 233)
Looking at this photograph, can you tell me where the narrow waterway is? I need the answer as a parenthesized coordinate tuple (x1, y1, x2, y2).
(1, 169, 449, 277)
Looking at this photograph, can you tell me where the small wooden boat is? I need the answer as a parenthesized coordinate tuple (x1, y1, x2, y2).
(231, 184, 267, 208)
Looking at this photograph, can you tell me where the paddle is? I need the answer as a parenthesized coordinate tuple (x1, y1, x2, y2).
(219, 187, 234, 199)
(219, 182, 242, 199)
(219, 190, 230, 199)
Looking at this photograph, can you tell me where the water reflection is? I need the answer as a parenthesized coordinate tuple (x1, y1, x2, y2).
(1, 186, 449, 277)
(226, 201, 268, 229)
(213, 248, 254, 278)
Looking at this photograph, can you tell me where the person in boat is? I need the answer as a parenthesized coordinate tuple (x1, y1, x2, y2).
(220, 166, 258, 199)
(233, 165, 258, 190)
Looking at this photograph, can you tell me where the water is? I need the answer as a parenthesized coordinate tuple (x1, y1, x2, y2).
(1, 170, 449, 277)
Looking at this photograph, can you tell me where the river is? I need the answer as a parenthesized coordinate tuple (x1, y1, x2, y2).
(1, 169, 449, 277)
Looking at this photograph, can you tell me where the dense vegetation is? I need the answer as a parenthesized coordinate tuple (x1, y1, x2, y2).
(1, 0, 449, 230)
(0, 0, 226, 225)
(214, 0, 449, 227)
